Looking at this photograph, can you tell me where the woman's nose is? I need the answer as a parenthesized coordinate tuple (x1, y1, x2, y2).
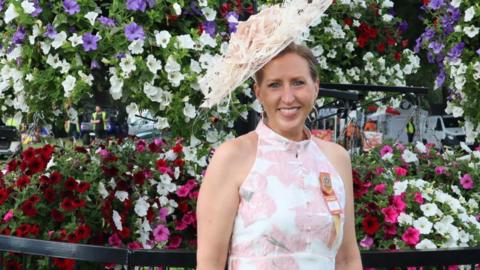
(280, 86, 295, 104)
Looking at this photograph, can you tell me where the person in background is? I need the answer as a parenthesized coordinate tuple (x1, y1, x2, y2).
(91, 105, 107, 140)
(65, 105, 80, 142)
(406, 116, 415, 143)
(364, 120, 377, 131)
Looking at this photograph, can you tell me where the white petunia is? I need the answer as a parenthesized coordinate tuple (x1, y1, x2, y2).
(40, 42, 51, 55)
(98, 182, 109, 199)
(6, 46, 22, 62)
(128, 39, 144, 55)
(119, 54, 136, 76)
(155, 117, 170, 130)
(165, 150, 178, 161)
(109, 74, 123, 100)
(134, 197, 149, 217)
(381, 152, 393, 161)
(202, 7, 216, 21)
(464, 26, 479, 38)
(402, 149, 418, 163)
(25, 74, 34, 82)
(68, 33, 83, 47)
(4, 4, 19, 24)
(46, 54, 61, 68)
(176, 34, 195, 50)
(382, 14, 393, 22)
(190, 59, 202, 73)
(164, 56, 181, 73)
(62, 75, 76, 97)
(52, 31, 67, 49)
(452, 106, 464, 118)
(84, 11, 99, 26)
(413, 217, 433, 234)
(173, 3, 182, 16)
(143, 82, 161, 100)
(146, 55, 162, 74)
(398, 212, 413, 225)
(78, 71, 93, 86)
(421, 203, 439, 217)
(154, 30, 171, 48)
(464, 7, 475, 22)
(393, 181, 408, 195)
(183, 102, 197, 120)
(415, 239, 437, 249)
(112, 210, 123, 231)
(125, 102, 138, 119)
(415, 141, 427, 153)
(115, 191, 129, 202)
(21, 1, 36, 14)
(381, 0, 394, 8)
(450, 0, 461, 8)
(199, 32, 217, 48)
(167, 71, 185, 87)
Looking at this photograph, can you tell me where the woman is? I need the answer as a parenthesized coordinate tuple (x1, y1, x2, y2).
(196, 42, 362, 269)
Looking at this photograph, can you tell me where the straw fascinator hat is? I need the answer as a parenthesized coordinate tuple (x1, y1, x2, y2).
(199, 0, 333, 108)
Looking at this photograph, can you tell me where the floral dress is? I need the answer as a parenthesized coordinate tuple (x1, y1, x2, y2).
(228, 121, 346, 270)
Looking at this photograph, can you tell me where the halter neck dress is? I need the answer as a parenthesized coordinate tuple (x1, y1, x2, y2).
(228, 120, 346, 270)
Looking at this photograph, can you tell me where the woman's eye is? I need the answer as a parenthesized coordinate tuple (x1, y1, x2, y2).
(293, 80, 305, 86)
(268, 82, 280, 88)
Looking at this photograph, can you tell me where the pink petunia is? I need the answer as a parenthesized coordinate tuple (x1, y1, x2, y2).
(2, 209, 14, 222)
(167, 235, 182, 249)
(394, 167, 408, 177)
(414, 192, 424, 204)
(375, 167, 385, 175)
(381, 206, 399, 224)
(434, 166, 446, 175)
(392, 195, 407, 212)
(127, 242, 143, 249)
(374, 183, 387, 194)
(153, 224, 170, 243)
(158, 207, 169, 221)
(359, 236, 374, 248)
(380, 145, 393, 157)
(402, 227, 420, 247)
(460, 174, 474, 189)
(176, 185, 191, 197)
(108, 233, 122, 247)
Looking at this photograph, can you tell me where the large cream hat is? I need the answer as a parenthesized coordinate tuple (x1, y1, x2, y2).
(199, 0, 333, 108)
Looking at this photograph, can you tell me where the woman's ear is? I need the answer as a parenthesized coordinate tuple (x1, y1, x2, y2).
(253, 83, 262, 103)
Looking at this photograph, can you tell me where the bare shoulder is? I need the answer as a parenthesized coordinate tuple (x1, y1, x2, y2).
(204, 131, 258, 187)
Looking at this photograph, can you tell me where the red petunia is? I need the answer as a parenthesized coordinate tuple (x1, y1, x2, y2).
(43, 188, 56, 203)
(76, 182, 91, 193)
(75, 224, 91, 241)
(64, 177, 78, 191)
(133, 171, 146, 185)
(357, 34, 369, 48)
(387, 37, 396, 46)
(16, 175, 30, 189)
(343, 17, 353, 26)
(21, 147, 35, 161)
(29, 224, 40, 236)
(118, 227, 131, 239)
(21, 200, 38, 217)
(67, 233, 79, 243)
(27, 157, 46, 175)
(376, 43, 385, 53)
(362, 215, 381, 235)
(172, 143, 183, 153)
(0, 188, 9, 205)
(61, 198, 76, 211)
(6, 159, 18, 172)
(174, 159, 185, 167)
(73, 198, 86, 208)
(75, 146, 88, 153)
(15, 223, 31, 237)
(5, 259, 21, 270)
(51, 209, 65, 222)
(50, 171, 63, 184)
(394, 51, 402, 61)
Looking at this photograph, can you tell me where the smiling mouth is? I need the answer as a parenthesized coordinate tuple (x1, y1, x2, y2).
(277, 107, 301, 117)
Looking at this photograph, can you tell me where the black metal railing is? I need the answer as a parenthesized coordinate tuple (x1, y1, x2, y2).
(1, 235, 479, 269)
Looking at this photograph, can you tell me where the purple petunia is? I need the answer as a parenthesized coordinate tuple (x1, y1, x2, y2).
(90, 59, 100, 69)
(477, 48, 480, 56)
(31, 0, 42, 16)
(44, 24, 57, 39)
(82, 33, 100, 52)
(447, 42, 465, 61)
(435, 69, 446, 88)
(12, 27, 27, 45)
(414, 37, 423, 54)
(124, 22, 145, 41)
(203, 21, 217, 37)
(126, 0, 156, 12)
(0, 0, 4, 11)
(428, 0, 445, 10)
(98, 16, 116, 27)
(428, 41, 444, 55)
(398, 20, 408, 33)
(63, 0, 80, 15)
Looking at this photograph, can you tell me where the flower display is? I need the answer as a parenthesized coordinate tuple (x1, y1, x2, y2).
(0, 138, 204, 269)
(416, 0, 480, 143)
(353, 141, 480, 250)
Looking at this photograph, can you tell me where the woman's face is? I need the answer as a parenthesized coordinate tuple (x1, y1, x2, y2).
(254, 52, 319, 140)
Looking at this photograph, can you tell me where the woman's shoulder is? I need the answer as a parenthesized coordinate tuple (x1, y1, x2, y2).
(312, 137, 350, 163)
(213, 131, 258, 161)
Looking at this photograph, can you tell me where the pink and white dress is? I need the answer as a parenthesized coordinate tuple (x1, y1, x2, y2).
(228, 121, 346, 270)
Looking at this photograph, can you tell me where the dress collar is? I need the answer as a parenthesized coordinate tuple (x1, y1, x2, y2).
(256, 119, 312, 152)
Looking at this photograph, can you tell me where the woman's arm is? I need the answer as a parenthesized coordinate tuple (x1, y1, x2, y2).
(196, 138, 253, 270)
(332, 147, 363, 270)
